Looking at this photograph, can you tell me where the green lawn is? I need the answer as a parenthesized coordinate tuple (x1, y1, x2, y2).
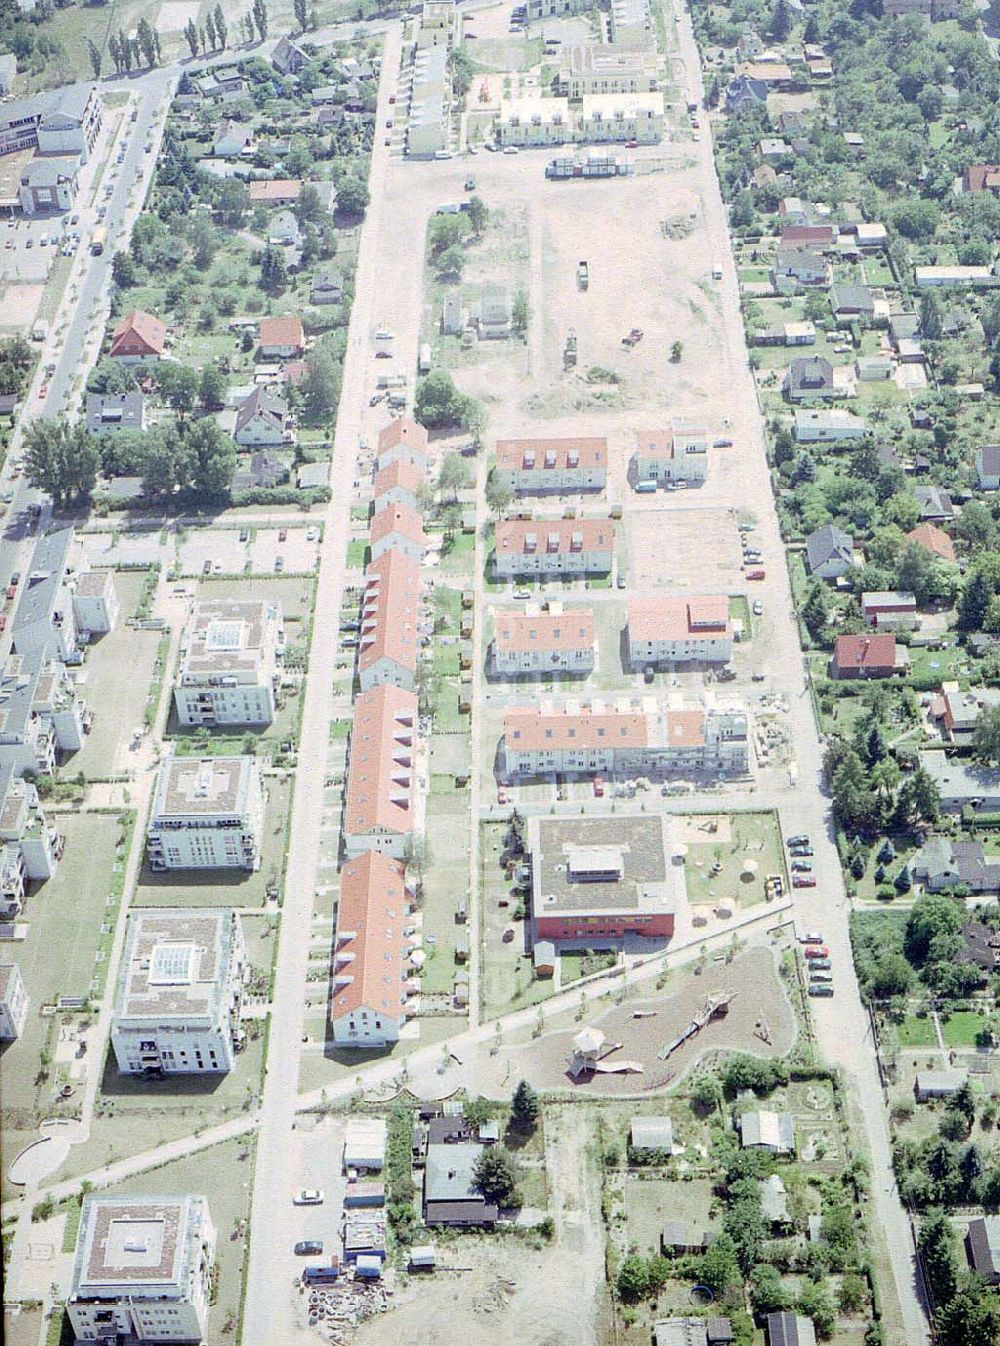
(940, 1010, 988, 1048)
(438, 529, 476, 574)
(896, 1014, 938, 1048)
(418, 778, 470, 998)
(682, 810, 787, 909)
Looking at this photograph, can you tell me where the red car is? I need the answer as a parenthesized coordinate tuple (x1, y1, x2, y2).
(593, 776, 605, 797)
(625, 139, 639, 148)
(804, 946, 829, 959)
(747, 569, 765, 581)
(793, 875, 816, 888)
(38, 384, 48, 399)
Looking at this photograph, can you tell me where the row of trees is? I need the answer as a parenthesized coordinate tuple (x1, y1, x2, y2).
(919, 1210, 1000, 1346)
(105, 18, 161, 76)
(183, 5, 228, 59)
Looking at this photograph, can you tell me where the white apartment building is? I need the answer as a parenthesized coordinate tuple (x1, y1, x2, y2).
(561, 44, 659, 99)
(494, 518, 615, 579)
(174, 599, 283, 728)
(497, 92, 663, 147)
(146, 757, 264, 872)
(0, 649, 87, 777)
(633, 423, 708, 486)
(625, 595, 733, 668)
(0, 961, 29, 1039)
(72, 570, 119, 639)
(0, 764, 58, 917)
(408, 44, 450, 157)
(12, 527, 79, 661)
(68, 1196, 215, 1345)
(492, 603, 596, 675)
(501, 697, 749, 779)
(111, 909, 245, 1076)
(494, 437, 607, 494)
(0, 83, 102, 161)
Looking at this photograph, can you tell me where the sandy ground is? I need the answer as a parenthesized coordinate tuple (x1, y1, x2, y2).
(354, 1105, 606, 1346)
(0, 283, 43, 333)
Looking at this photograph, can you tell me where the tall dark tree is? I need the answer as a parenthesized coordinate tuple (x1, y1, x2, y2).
(214, 5, 227, 46)
(510, 1080, 539, 1134)
(253, 0, 268, 40)
(23, 420, 100, 509)
(87, 38, 102, 78)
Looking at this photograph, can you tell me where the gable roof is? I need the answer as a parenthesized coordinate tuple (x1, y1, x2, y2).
(905, 523, 955, 563)
(235, 385, 289, 434)
(330, 850, 409, 1022)
(376, 416, 429, 464)
(259, 316, 304, 350)
(109, 310, 166, 358)
(358, 549, 422, 679)
(344, 684, 418, 839)
(833, 633, 897, 672)
(806, 523, 852, 572)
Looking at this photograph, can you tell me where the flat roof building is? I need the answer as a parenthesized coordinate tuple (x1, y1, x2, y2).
(529, 813, 676, 944)
(68, 1196, 215, 1345)
(175, 599, 283, 728)
(111, 909, 246, 1076)
(12, 527, 79, 661)
(147, 757, 264, 872)
(0, 763, 58, 917)
(0, 648, 87, 778)
(424, 1141, 499, 1227)
(0, 961, 29, 1040)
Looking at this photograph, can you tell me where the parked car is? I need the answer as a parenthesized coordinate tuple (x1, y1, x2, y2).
(788, 835, 810, 847)
(752, 600, 763, 616)
(791, 861, 813, 873)
(713, 437, 733, 447)
(497, 787, 508, 805)
(798, 930, 822, 944)
(808, 957, 832, 971)
(793, 875, 816, 888)
(804, 946, 829, 959)
(808, 984, 834, 997)
(294, 1241, 323, 1256)
(747, 569, 765, 581)
(790, 846, 813, 857)
(593, 776, 604, 797)
(810, 972, 834, 984)
(294, 1190, 324, 1206)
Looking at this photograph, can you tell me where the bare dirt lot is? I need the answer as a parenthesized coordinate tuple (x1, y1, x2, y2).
(627, 505, 744, 589)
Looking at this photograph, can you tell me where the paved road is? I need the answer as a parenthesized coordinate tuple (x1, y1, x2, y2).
(239, 25, 403, 1345)
(670, 0, 930, 1340)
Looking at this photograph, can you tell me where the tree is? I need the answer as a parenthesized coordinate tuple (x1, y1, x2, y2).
(937, 1282, 1000, 1346)
(698, 1232, 740, 1295)
(199, 364, 227, 411)
(184, 17, 199, 57)
(23, 420, 100, 508)
(467, 194, 488, 235)
(187, 216, 220, 270)
(415, 369, 464, 429)
(472, 1146, 518, 1206)
(798, 1283, 836, 1338)
(973, 705, 1000, 764)
(111, 250, 137, 288)
(960, 569, 993, 631)
(510, 1080, 539, 1134)
(185, 418, 235, 499)
(294, 0, 308, 28)
(918, 1208, 959, 1307)
(253, 0, 268, 40)
(260, 246, 288, 294)
(87, 38, 102, 78)
(896, 764, 938, 827)
(136, 15, 157, 67)
(690, 1073, 723, 1114)
(670, 340, 683, 362)
(770, 0, 791, 40)
(801, 580, 830, 643)
(512, 287, 529, 333)
(905, 895, 963, 968)
(296, 183, 323, 226)
(616, 1254, 651, 1302)
(336, 174, 370, 216)
(920, 291, 943, 342)
(214, 5, 227, 47)
(204, 8, 217, 48)
(438, 452, 470, 502)
(216, 179, 248, 228)
(485, 469, 512, 519)
(302, 350, 341, 421)
(156, 363, 199, 413)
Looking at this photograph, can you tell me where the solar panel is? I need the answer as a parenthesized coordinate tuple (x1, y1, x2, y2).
(206, 620, 244, 651)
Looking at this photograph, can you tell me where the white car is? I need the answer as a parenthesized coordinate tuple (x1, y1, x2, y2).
(752, 600, 763, 616)
(294, 1189, 324, 1206)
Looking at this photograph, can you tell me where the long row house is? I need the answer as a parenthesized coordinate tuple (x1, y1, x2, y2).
(330, 417, 432, 1049)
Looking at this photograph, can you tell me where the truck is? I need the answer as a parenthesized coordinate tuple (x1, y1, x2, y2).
(418, 343, 432, 374)
(711, 263, 723, 280)
(376, 372, 408, 390)
(577, 260, 589, 289)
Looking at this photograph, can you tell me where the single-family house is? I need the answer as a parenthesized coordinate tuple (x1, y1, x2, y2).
(272, 35, 308, 75)
(805, 523, 853, 580)
(423, 1142, 499, 1227)
(911, 837, 1000, 895)
(931, 683, 1000, 744)
(918, 750, 1000, 815)
(794, 409, 866, 443)
(247, 178, 301, 206)
(759, 1174, 791, 1229)
(85, 392, 145, 435)
(830, 282, 875, 321)
(914, 485, 954, 522)
(765, 1313, 817, 1346)
(725, 74, 767, 110)
(905, 523, 955, 564)
(772, 248, 830, 292)
(109, 310, 167, 362)
(268, 208, 301, 247)
(914, 1069, 968, 1102)
(779, 224, 835, 251)
(234, 386, 295, 447)
(963, 164, 1000, 196)
(213, 119, 253, 157)
(442, 291, 463, 335)
(259, 316, 305, 359)
(475, 284, 513, 340)
(785, 355, 835, 402)
(310, 269, 344, 306)
(856, 355, 894, 382)
(831, 634, 907, 680)
(957, 920, 1000, 986)
(976, 444, 1000, 490)
(232, 449, 286, 493)
(966, 1217, 1000, 1285)
(757, 136, 789, 163)
(739, 1110, 794, 1154)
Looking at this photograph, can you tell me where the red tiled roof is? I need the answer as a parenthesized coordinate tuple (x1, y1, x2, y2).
(627, 595, 730, 642)
(495, 518, 614, 556)
(330, 851, 409, 1021)
(358, 550, 421, 678)
(833, 634, 897, 672)
(259, 316, 304, 350)
(370, 503, 426, 550)
(344, 684, 418, 838)
(906, 523, 956, 564)
(495, 607, 594, 654)
(109, 310, 167, 358)
(377, 417, 429, 463)
(374, 459, 425, 503)
(495, 436, 606, 472)
(248, 178, 302, 202)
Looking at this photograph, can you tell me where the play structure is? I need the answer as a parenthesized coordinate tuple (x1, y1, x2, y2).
(568, 1027, 644, 1078)
(657, 989, 736, 1060)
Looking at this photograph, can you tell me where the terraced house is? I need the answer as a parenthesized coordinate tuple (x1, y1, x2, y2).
(625, 595, 732, 668)
(491, 604, 596, 676)
(493, 518, 615, 578)
(494, 436, 608, 494)
(330, 851, 414, 1048)
(342, 684, 419, 858)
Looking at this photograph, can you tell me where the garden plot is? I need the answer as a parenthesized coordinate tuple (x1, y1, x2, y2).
(626, 507, 744, 589)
